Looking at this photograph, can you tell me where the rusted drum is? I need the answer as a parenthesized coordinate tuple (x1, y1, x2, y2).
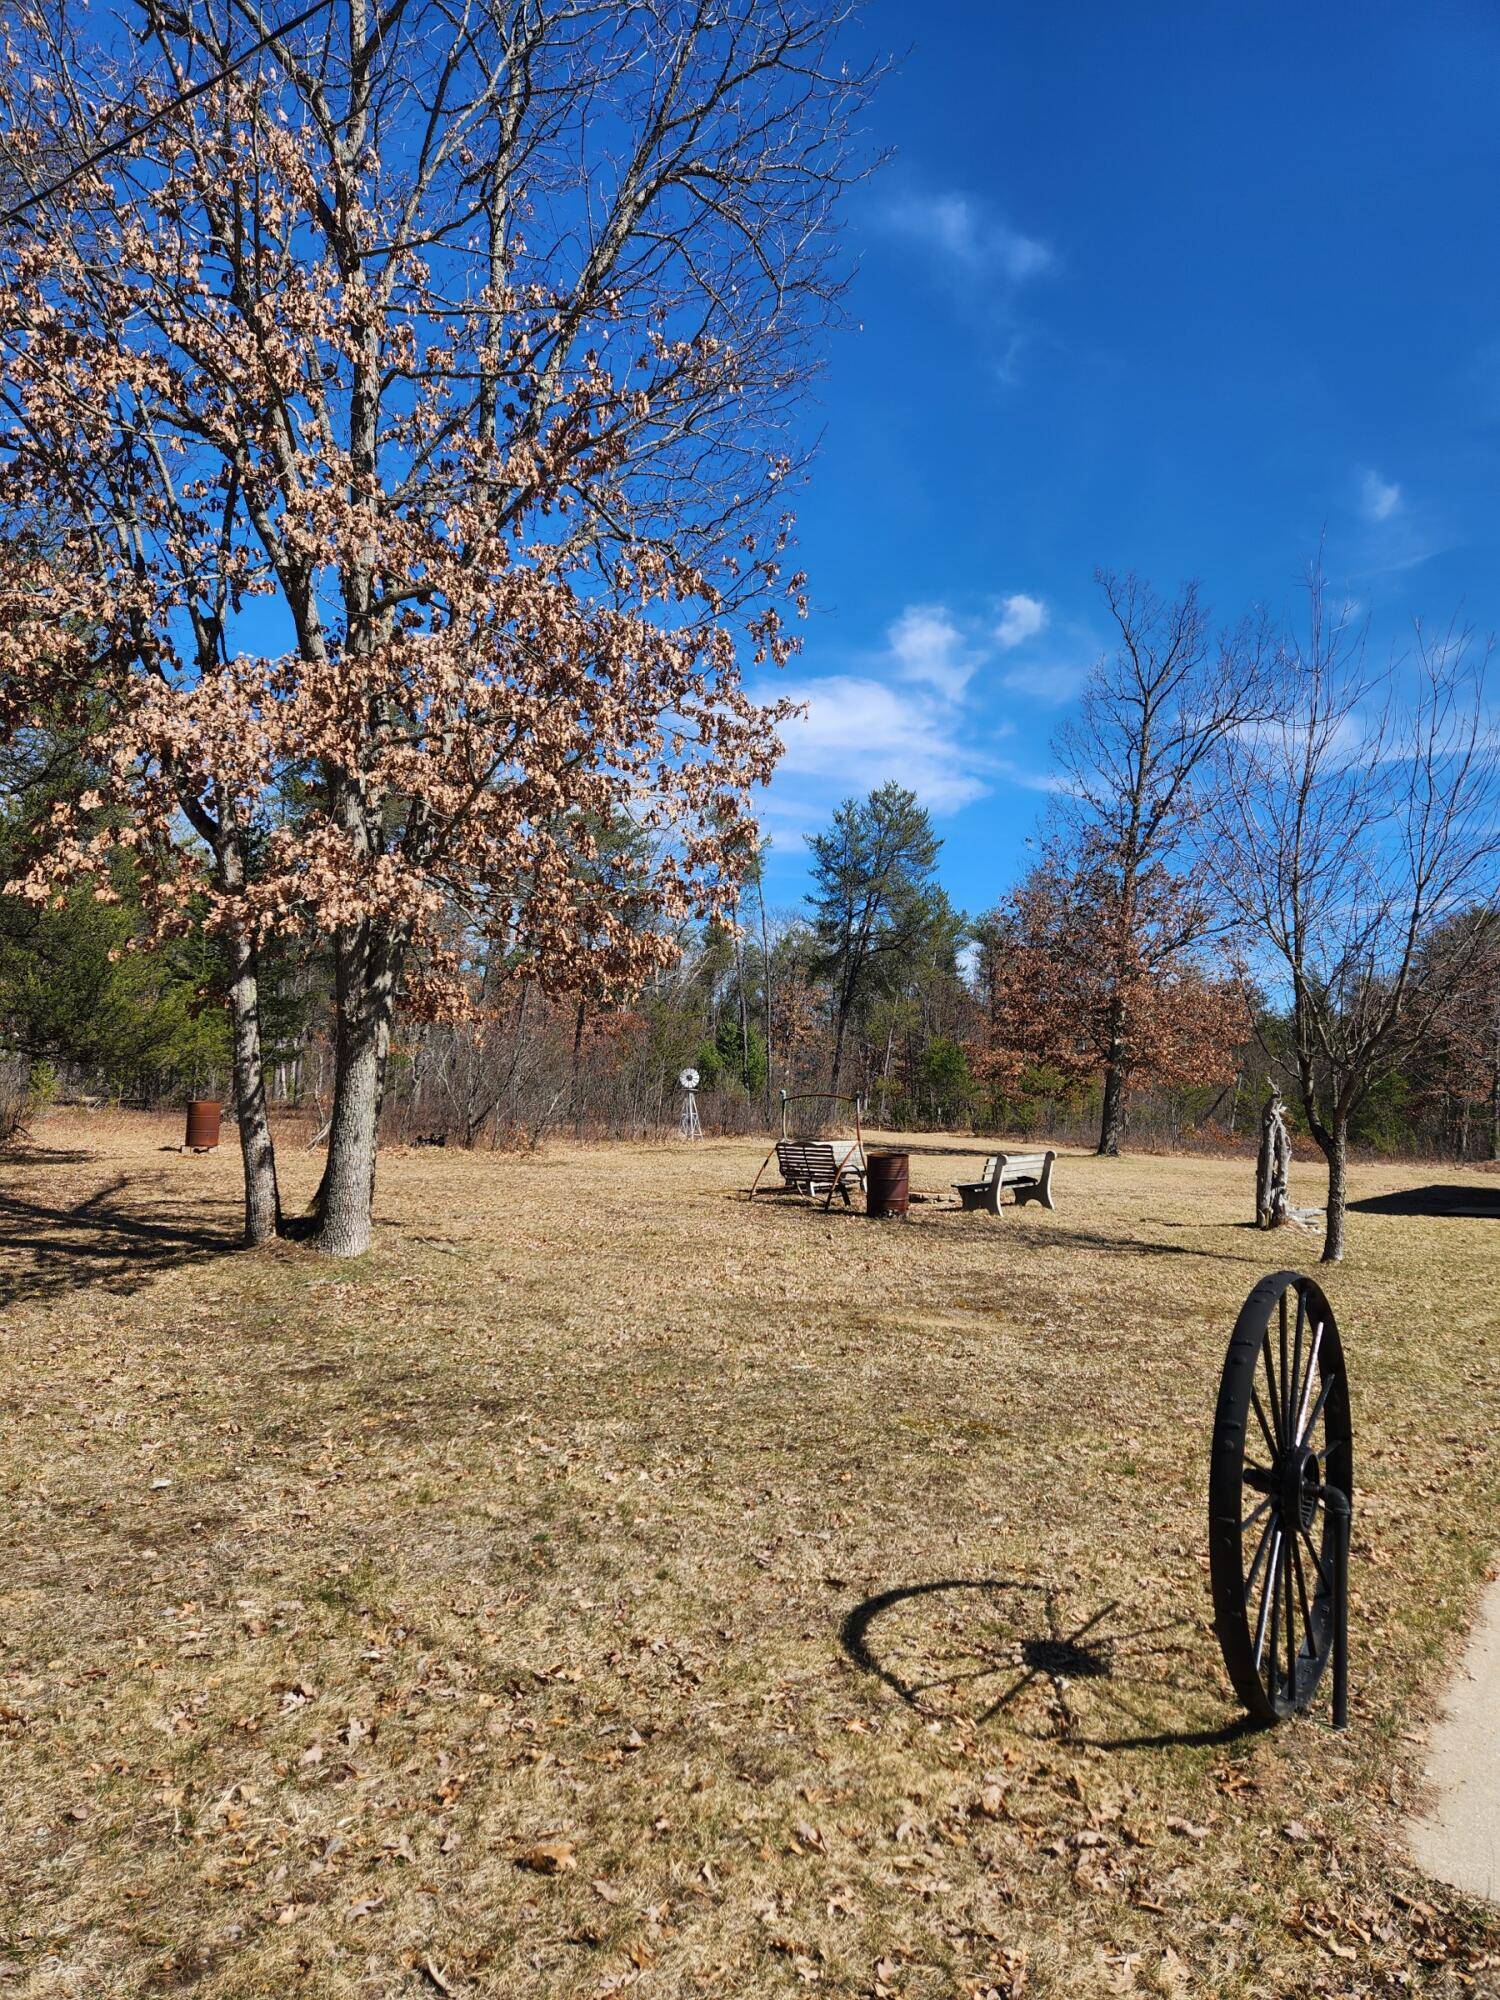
(866, 1149, 910, 1219)
(185, 1099, 222, 1150)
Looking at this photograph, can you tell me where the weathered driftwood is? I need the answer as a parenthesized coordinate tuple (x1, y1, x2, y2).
(1255, 1083, 1292, 1228)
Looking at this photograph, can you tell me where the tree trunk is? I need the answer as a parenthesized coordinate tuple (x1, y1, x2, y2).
(216, 828, 281, 1247)
(756, 863, 774, 1129)
(227, 923, 281, 1246)
(829, 979, 853, 1094)
(730, 889, 751, 1091)
(1319, 1118, 1349, 1264)
(310, 927, 399, 1258)
(1097, 1045, 1127, 1156)
(571, 1000, 586, 1137)
(1096, 863, 1137, 1157)
(877, 1019, 895, 1125)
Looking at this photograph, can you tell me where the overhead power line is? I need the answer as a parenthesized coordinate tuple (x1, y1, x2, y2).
(0, 0, 332, 229)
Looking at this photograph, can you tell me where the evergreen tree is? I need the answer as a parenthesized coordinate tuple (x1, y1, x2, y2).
(806, 784, 945, 1091)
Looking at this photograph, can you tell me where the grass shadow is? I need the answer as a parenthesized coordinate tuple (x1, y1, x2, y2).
(0, 1175, 241, 1307)
(0, 1140, 99, 1167)
(1032, 1226, 1203, 1259)
(841, 1577, 1262, 1752)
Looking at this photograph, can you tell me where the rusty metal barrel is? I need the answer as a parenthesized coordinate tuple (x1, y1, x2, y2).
(865, 1149, 910, 1219)
(185, 1099, 222, 1150)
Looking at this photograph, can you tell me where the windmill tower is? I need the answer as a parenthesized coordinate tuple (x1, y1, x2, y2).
(678, 1067, 703, 1142)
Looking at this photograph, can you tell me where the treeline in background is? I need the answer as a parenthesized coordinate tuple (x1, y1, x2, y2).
(5, 768, 1495, 1164)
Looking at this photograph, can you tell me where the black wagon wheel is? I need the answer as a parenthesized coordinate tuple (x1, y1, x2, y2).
(1209, 1271, 1353, 1723)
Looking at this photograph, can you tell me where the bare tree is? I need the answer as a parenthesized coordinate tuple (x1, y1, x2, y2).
(1407, 907, 1500, 1159)
(1216, 579, 1500, 1261)
(1053, 572, 1270, 1154)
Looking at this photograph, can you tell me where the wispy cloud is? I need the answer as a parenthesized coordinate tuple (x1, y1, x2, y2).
(886, 603, 978, 699)
(881, 188, 1054, 286)
(1360, 468, 1402, 523)
(994, 592, 1048, 650)
(997, 658, 1088, 707)
(873, 183, 1056, 386)
(1347, 472, 1452, 580)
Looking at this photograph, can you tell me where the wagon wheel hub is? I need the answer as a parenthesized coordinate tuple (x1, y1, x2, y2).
(1244, 1445, 1323, 1532)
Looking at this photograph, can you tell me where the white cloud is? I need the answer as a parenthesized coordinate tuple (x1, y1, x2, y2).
(887, 603, 976, 699)
(1360, 469, 1402, 523)
(881, 188, 1053, 286)
(994, 592, 1048, 650)
(751, 592, 1084, 833)
(762, 673, 994, 815)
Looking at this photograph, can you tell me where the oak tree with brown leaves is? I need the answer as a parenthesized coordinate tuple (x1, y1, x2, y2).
(974, 847, 1246, 1120)
(0, 0, 875, 1253)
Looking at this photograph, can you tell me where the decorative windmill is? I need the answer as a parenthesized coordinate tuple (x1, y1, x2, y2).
(678, 1066, 703, 1142)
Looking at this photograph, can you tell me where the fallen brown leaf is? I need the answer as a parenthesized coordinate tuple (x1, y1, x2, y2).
(519, 1837, 577, 1875)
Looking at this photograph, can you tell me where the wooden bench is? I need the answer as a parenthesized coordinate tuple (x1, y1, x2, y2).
(952, 1150, 1056, 1215)
(771, 1138, 867, 1209)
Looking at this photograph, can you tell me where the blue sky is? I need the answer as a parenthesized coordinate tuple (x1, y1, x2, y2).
(751, 0, 1500, 915)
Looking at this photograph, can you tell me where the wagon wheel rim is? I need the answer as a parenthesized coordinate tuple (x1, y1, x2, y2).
(1208, 1272, 1353, 1723)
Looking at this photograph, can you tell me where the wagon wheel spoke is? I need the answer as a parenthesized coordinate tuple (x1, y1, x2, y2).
(1265, 1534, 1289, 1703)
(1245, 1509, 1277, 1598)
(1279, 1289, 1291, 1441)
(1297, 1370, 1335, 1452)
(1299, 1519, 1333, 1596)
(1250, 1387, 1279, 1464)
(1264, 1520, 1288, 1680)
(1294, 1322, 1324, 1441)
(1291, 1531, 1316, 1648)
(1260, 1330, 1284, 1450)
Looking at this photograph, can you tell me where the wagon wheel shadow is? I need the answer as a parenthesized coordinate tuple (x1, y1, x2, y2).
(841, 1577, 1262, 1750)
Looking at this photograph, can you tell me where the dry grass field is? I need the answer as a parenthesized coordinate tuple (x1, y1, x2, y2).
(1, 1114, 1497, 1998)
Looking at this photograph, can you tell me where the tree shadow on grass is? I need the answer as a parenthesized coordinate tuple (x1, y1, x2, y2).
(841, 1577, 1263, 1752)
(0, 1174, 241, 1307)
(1348, 1183, 1500, 1220)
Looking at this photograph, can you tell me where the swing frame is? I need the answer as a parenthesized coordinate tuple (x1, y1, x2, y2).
(749, 1090, 867, 1207)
